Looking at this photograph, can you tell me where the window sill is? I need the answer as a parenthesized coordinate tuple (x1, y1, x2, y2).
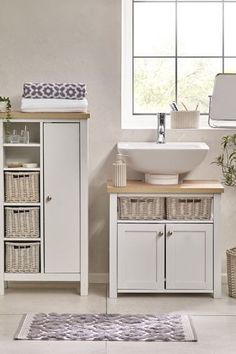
(121, 115, 236, 131)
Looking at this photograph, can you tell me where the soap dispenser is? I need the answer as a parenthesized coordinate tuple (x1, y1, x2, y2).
(112, 154, 127, 187)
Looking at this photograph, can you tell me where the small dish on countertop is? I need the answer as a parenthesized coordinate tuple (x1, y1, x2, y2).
(7, 162, 23, 168)
(22, 163, 38, 168)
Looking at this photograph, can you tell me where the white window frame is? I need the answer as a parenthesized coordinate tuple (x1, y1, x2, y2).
(122, 0, 157, 129)
(121, 0, 223, 130)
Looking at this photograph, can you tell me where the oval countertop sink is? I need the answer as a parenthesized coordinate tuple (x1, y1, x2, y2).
(118, 142, 209, 176)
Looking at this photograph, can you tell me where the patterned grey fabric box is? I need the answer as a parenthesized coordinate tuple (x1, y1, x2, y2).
(23, 82, 87, 100)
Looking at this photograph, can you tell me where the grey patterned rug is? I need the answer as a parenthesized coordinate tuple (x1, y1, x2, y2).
(15, 313, 197, 342)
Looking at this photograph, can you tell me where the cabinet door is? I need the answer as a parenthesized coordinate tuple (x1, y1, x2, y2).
(166, 224, 213, 290)
(118, 223, 165, 290)
(44, 123, 80, 273)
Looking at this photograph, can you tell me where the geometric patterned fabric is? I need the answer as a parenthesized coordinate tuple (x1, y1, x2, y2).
(15, 313, 197, 342)
(23, 82, 87, 99)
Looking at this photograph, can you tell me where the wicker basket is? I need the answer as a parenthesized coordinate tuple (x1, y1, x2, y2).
(5, 242, 40, 273)
(5, 207, 40, 238)
(118, 196, 165, 220)
(166, 197, 212, 220)
(5, 172, 40, 203)
(226, 248, 236, 298)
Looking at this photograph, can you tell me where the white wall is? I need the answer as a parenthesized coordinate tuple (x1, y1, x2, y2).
(0, 0, 235, 276)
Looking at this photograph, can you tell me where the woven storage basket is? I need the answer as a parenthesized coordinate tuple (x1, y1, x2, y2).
(5, 172, 40, 202)
(226, 248, 236, 298)
(5, 242, 40, 273)
(118, 196, 165, 220)
(166, 197, 212, 220)
(5, 207, 40, 238)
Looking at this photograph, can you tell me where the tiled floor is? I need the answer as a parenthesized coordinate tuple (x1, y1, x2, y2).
(1, 283, 236, 353)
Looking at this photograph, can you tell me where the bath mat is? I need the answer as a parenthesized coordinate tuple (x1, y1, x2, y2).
(14, 313, 197, 342)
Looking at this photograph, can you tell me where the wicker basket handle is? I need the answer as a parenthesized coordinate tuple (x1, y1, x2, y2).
(130, 198, 155, 203)
(178, 199, 201, 203)
(14, 245, 31, 249)
(13, 209, 30, 214)
(13, 174, 30, 178)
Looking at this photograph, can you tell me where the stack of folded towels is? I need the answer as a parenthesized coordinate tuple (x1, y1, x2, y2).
(21, 82, 88, 112)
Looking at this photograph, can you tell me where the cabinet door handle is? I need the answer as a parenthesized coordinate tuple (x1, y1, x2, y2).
(46, 195, 52, 202)
(158, 231, 164, 237)
(167, 231, 173, 236)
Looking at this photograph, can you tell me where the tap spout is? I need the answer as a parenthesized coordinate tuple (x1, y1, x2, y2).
(157, 113, 166, 144)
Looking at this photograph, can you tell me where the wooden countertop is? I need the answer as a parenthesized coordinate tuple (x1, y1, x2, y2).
(107, 180, 224, 194)
(0, 111, 90, 120)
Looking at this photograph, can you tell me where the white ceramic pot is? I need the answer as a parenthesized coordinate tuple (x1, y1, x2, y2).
(0, 101, 7, 112)
(170, 111, 200, 129)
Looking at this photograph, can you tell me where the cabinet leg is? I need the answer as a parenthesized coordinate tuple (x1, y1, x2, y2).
(109, 285, 117, 298)
(213, 288, 222, 299)
(80, 281, 88, 296)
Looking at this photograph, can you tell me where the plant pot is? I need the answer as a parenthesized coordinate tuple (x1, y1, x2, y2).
(0, 101, 7, 112)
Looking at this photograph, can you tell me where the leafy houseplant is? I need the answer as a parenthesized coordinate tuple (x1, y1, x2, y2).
(213, 134, 236, 186)
(0, 96, 12, 137)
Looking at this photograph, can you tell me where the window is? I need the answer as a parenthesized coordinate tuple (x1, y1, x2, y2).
(122, 0, 236, 129)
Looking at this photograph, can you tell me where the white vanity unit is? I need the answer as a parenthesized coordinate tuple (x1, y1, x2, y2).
(108, 180, 224, 298)
(0, 111, 89, 295)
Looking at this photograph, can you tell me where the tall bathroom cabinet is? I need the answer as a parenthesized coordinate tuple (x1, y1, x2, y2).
(108, 180, 224, 298)
(0, 112, 89, 295)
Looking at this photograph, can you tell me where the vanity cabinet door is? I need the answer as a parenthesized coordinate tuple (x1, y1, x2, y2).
(117, 223, 165, 290)
(44, 123, 80, 273)
(166, 224, 213, 290)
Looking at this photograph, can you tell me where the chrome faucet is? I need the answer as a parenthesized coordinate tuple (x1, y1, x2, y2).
(157, 113, 166, 144)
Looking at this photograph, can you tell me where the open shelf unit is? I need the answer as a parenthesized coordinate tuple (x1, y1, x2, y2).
(4, 203, 41, 206)
(4, 168, 40, 171)
(4, 238, 40, 241)
(2, 121, 43, 275)
(3, 143, 40, 147)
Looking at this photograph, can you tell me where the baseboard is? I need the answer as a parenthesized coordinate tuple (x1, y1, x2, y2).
(89, 273, 228, 285)
(89, 273, 108, 284)
(7, 272, 227, 287)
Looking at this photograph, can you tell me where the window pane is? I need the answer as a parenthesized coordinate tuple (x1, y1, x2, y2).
(134, 58, 175, 114)
(178, 3, 222, 56)
(178, 58, 222, 113)
(225, 59, 236, 73)
(134, 0, 220, 2)
(134, 3, 175, 56)
(134, 1, 175, 3)
(134, 0, 174, 2)
(179, 0, 222, 2)
(225, 3, 236, 56)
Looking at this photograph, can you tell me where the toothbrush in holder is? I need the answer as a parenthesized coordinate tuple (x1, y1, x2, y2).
(170, 101, 178, 111)
(181, 102, 188, 111)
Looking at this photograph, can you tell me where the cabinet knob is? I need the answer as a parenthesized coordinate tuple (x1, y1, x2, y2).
(46, 195, 52, 202)
(167, 231, 173, 236)
(158, 231, 164, 237)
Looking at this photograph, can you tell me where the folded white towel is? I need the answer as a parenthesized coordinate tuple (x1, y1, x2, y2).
(21, 98, 88, 112)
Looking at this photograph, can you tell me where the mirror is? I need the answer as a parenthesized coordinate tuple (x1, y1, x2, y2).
(209, 73, 236, 128)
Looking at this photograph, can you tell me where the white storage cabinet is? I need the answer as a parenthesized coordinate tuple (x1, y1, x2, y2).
(108, 181, 224, 298)
(0, 112, 89, 295)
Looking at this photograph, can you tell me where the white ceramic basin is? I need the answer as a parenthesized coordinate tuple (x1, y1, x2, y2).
(118, 142, 209, 185)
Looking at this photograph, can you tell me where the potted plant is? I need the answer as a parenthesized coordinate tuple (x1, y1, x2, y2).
(213, 134, 236, 186)
(0, 96, 12, 138)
